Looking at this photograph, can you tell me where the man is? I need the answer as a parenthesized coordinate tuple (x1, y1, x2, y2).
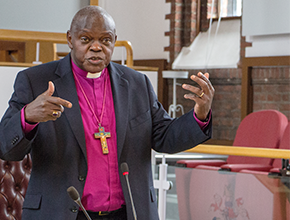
(0, 6, 214, 220)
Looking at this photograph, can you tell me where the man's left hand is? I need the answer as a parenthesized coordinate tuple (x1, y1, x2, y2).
(182, 72, 215, 121)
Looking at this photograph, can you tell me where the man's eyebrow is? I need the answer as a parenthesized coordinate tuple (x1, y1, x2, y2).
(76, 28, 115, 37)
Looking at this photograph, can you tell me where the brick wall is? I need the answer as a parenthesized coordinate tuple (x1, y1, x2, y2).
(166, 68, 242, 141)
(164, 0, 290, 142)
(166, 67, 290, 141)
(252, 67, 290, 119)
(165, 0, 201, 67)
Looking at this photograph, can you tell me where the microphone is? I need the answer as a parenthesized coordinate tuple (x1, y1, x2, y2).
(121, 162, 137, 220)
(67, 186, 92, 220)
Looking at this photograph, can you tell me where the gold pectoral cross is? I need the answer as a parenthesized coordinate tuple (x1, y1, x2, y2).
(94, 126, 111, 154)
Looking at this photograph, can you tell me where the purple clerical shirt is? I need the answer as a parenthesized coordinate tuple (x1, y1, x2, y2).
(71, 61, 125, 212)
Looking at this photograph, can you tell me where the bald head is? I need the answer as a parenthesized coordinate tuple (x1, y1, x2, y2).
(70, 6, 116, 34)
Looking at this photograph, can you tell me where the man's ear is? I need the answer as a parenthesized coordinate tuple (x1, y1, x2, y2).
(67, 31, 73, 49)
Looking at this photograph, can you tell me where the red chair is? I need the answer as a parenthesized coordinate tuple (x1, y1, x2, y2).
(0, 154, 32, 220)
(239, 121, 290, 175)
(269, 122, 290, 174)
(239, 123, 290, 220)
(176, 111, 289, 220)
(177, 110, 288, 172)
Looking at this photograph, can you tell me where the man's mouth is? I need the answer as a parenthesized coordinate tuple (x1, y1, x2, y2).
(86, 57, 102, 64)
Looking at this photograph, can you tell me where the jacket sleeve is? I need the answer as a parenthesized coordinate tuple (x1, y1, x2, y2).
(147, 76, 212, 154)
(0, 70, 37, 161)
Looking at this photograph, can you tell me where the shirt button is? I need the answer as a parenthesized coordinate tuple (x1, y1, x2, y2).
(78, 176, 85, 181)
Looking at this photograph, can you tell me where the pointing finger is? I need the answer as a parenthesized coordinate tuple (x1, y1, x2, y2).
(47, 97, 73, 109)
(43, 81, 72, 109)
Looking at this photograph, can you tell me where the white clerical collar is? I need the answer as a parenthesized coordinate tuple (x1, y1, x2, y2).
(86, 71, 102, 79)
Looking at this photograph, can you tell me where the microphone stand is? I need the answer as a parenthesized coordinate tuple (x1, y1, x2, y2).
(67, 186, 92, 220)
(121, 162, 137, 220)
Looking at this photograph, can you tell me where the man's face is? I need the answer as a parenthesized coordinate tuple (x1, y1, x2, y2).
(67, 15, 117, 73)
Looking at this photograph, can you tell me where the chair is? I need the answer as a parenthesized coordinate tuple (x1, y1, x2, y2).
(0, 154, 32, 220)
(240, 121, 290, 174)
(177, 110, 289, 172)
(238, 123, 290, 220)
(269, 121, 290, 174)
(176, 111, 289, 220)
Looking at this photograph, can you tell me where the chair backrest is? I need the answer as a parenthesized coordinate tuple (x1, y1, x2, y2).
(228, 110, 288, 165)
(0, 154, 32, 220)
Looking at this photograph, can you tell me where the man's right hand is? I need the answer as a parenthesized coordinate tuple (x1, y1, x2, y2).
(24, 81, 73, 123)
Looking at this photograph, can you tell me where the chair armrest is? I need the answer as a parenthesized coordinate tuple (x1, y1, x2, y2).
(176, 160, 227, 168)
(220, 164, 272, 172)
(195, 165, 223, 171)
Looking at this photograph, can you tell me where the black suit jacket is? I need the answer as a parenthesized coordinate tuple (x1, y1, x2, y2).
(0, 54, 211, 220)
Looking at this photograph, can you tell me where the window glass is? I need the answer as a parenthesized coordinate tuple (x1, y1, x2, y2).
(207, 0, 242, 19)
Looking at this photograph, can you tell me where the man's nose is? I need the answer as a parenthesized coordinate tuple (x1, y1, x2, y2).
(90, 40, 102, 51)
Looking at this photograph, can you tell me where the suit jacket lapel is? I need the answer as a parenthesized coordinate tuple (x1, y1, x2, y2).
(108, 63, 129, 161)
(52, 55, 87, 161)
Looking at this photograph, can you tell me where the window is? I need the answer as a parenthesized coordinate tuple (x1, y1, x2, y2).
(207, 0, 242, 19)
